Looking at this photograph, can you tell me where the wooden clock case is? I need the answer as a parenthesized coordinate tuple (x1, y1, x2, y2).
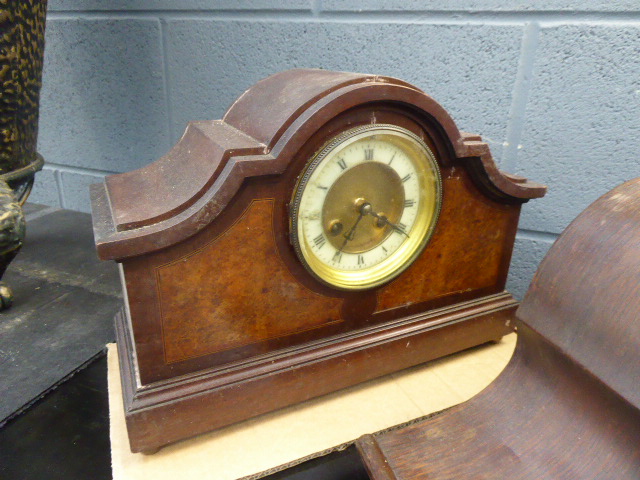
(354, 179, 640, 479)
(91, 69, 545, 453)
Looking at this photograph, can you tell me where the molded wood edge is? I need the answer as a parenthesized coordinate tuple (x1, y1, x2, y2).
(106, 121, 267, 232)
(356, 434, 398, 480)
(223, 68, 419, 149)
(123, 292, 515, 409)
(457, 132, 546, 202)
(92, 69, 546, 260)
(121, 314, 512, 453)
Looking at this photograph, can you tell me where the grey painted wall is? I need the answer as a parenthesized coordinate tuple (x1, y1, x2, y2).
(32, 1, 640, 299)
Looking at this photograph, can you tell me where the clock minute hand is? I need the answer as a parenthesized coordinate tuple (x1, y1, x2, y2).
(336, 209, 366, 254)
(344, 213, 364, 241)
(335, 201, 373, 254)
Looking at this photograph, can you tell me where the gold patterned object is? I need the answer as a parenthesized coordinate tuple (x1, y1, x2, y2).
(0, 0, 47, 310)
(290, 125, 442, 290)
(0, 1, 47, 176)
(0, 179, 25, 309)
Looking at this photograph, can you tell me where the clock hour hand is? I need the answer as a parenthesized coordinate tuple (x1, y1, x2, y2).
(368, 208, 410, 238)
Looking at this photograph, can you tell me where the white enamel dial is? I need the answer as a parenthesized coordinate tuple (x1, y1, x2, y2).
(290, 124, 442, 290)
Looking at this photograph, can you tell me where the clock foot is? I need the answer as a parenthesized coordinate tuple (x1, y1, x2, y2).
(141, 447, 161, 455)
(0, 282, 13, 310)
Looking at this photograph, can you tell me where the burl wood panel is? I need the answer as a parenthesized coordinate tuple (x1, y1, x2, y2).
(358, 179, 640, 479)
(157, 199, 342, 364)
(377, 167, 518, 311)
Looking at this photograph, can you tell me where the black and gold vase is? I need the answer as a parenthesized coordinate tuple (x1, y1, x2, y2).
(0, 0, 48, 309)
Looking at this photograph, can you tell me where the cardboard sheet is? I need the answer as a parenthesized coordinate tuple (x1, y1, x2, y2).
(109, 334, 516, 480)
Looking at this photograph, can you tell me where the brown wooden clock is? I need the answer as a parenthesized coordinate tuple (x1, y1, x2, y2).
(91, 69, 545, 453)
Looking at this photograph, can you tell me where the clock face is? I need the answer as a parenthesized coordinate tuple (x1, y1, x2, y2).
(290, 124, 442, 290)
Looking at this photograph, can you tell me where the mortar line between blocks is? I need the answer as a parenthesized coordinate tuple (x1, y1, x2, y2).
(44, 162, 116, 177)
(516, 229, 559, 243)
(54, 169, 66, 209)
(24, 205, 60, 222)
(501, 22, 540, 173)
(159, 17, 175, 147)
(45, 10, 640, 25)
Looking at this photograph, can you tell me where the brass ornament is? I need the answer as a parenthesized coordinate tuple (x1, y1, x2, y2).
(0, 0, 47, 310)
(290, 124, 442, 290)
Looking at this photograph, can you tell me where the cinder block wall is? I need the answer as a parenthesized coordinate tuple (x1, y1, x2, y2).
(33, 1, 640, 298)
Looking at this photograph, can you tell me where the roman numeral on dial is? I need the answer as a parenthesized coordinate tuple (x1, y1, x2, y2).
(364, 148, 374, 161)
(395, 223, 407, 234)
(313, 234, 326, 248)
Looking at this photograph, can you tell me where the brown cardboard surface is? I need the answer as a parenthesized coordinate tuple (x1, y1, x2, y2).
(109, 334, 516, 480)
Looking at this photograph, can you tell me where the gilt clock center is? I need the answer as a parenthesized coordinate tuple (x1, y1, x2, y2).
(321, 162, 404, 254)
(290, 124, 443, 290)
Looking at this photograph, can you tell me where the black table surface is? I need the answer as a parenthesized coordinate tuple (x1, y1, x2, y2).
(0, 352, 368, 480)
(0, 204, 367, 479)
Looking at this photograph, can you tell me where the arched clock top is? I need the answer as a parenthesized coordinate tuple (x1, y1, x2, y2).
(223, 69, 418, 149)
(92, 69, 546, 260)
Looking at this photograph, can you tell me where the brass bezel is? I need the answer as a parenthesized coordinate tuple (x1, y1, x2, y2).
(290, 124, 442, 291)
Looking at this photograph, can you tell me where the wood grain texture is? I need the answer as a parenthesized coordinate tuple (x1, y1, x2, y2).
(157, 199, 342, 364)
(518, 180, 640, 408)
(360, 179, 640, 479)
(106, 121, 266, 232)
(377, 167, 519, 312)
(356, 435, 398, 480)
(116, 298, 514, 453)
(111, 97, 529, 386)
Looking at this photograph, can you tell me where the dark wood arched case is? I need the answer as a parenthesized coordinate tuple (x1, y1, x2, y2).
(91, 69, 545, 453)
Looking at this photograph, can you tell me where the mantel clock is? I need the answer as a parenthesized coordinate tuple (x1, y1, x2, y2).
(91, 69, 546, 453)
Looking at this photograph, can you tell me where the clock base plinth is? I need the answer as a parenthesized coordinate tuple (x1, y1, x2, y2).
(114, 293, 517, 454)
